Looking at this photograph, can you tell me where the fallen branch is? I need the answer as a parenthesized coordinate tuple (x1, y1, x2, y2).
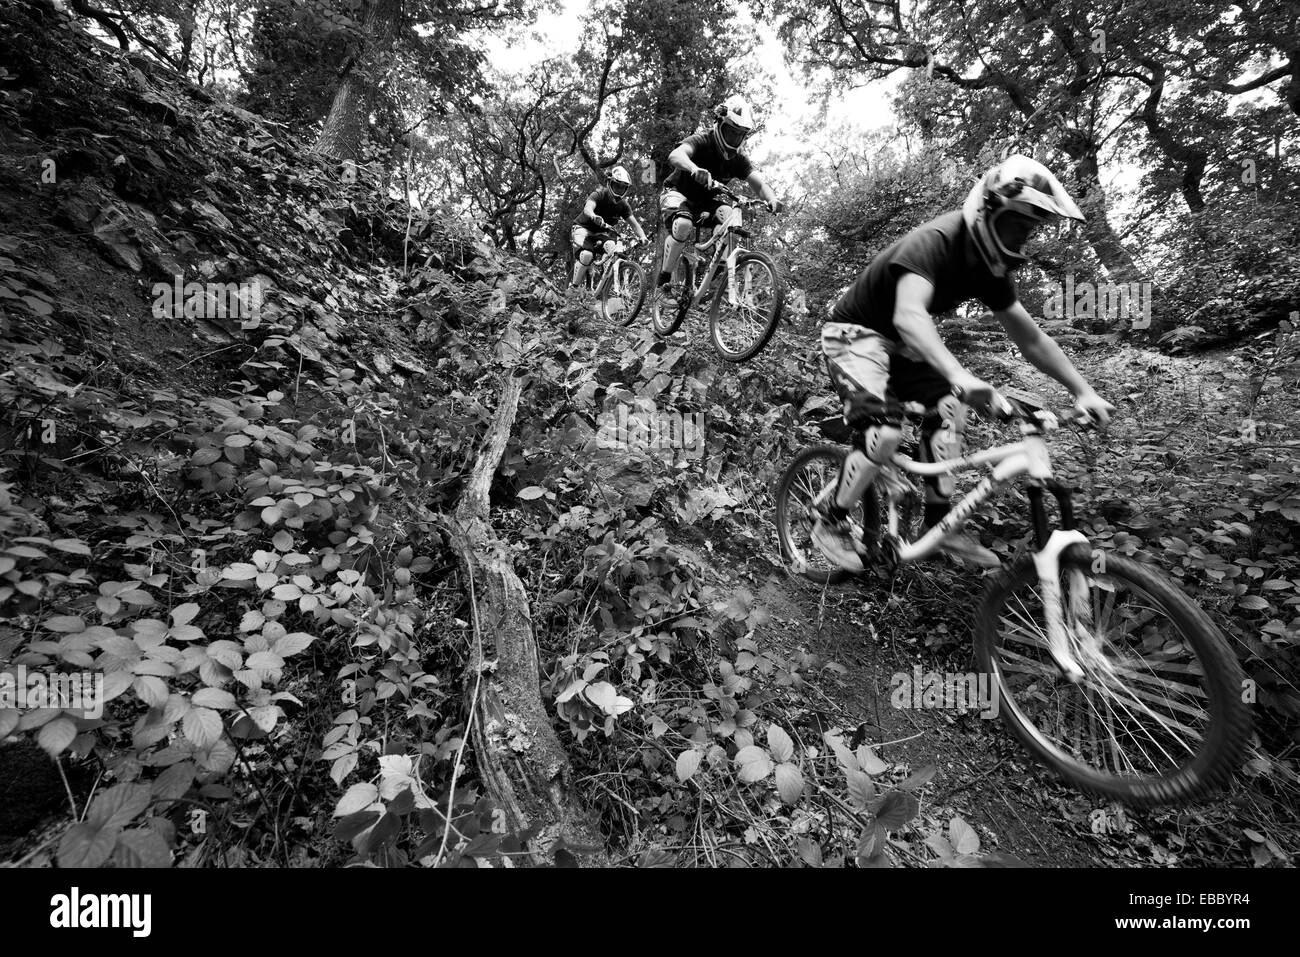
(445, 327, 608, 866)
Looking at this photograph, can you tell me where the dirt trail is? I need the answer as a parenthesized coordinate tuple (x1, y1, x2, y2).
(699, 536, 1110, 867)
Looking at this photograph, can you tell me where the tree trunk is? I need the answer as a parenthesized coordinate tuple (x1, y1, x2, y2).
(1287, 50, 1300, 118)
(1137, 57, 1207, 212)
(1058, 130, 1144, 282)
(313, 0, 402, 161)
(177, 3, 196, 78)
(447, 338, 608, 866)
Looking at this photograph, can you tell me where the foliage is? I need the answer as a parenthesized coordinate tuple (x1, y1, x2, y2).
(5, 0, 1299, 872)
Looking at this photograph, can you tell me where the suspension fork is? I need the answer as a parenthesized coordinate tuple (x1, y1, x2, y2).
(1026, 480, 1076, 548)
(720, 207, 744, 305)
(1027, 479, 1089, 682)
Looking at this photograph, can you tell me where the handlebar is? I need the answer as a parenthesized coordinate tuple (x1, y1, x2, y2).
(707, 181, 776, 212)
(944, 388, 1100, 431)
(593, 228, 648, 257)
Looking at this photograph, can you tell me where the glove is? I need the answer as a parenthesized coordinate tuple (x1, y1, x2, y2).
(590, 215, 607, 230)
(767, 198, 784, 214)
(691, 168, 712, 187)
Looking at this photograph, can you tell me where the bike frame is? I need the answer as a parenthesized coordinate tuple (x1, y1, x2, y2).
(587, 237, 633, 298)
(678, 200, 759, 310)
(870, 418, 1090, 682)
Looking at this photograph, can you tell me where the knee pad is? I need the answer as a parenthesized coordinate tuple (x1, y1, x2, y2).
(834, 428, 899, 510)
(602, 240, 617, 257)
(924, 396, 967, 497)
(670, 216, 694, 242)
(863, 424, 903, 464)
(578, 250, 594, 266)
(935, 394, 968, 432)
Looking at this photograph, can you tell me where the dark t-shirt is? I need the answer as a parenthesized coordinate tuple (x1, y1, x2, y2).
(832, 210, 1016, 339)
(576, 187, 633, 230)
(663, 131, 755, 203)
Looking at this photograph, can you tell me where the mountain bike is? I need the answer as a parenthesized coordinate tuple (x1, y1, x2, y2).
(773, 390, 1251, 806)
(649, 184, 786, 363)
(578, 228, 647, 326)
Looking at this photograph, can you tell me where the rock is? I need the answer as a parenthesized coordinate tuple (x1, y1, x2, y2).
(391, 354, 428, 377)
(586, 448, 658, 509)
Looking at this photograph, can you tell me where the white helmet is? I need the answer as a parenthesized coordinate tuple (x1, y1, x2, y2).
(962, 154, 1085, 276)
(608, 164, 631, 197)
(712, 95, 756, 159)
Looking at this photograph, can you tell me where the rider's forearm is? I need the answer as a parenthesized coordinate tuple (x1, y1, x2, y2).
(894, 309, 967, 382)
(630, 217, 647, 242)
(668, 146, 699, 177)
(1019, 335, 1095, 397)
(747, 173, 776, 205)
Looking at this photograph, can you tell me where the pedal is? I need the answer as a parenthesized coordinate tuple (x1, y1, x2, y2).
(729, 227, 753, 238)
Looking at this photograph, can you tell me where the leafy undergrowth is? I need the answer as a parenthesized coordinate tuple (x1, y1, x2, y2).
(1, 1, 1296, 869)
(526, 311, 1300, 868)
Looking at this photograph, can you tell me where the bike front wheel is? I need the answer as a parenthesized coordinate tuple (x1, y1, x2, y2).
(651, 256, 692, 336)
(975, 544, 1251, 806)
(775, 444, 857, 585)
(709, 250, 785, 362)
(598, 259, 646, 327)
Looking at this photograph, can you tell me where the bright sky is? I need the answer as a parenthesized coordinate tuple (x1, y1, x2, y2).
(477, 0, 901, 195)
(474, 0, 1157, 219)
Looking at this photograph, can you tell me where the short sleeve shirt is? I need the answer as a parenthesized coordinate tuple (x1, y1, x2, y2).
(831, 211, 1017, 339)
(663, 132, 754, 202)
(577, 187, 633, 229)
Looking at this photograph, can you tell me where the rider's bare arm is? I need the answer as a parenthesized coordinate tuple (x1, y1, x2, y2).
(994, 301, 1114, 424)
(668, 142, 702, 178)
(746, 171, 778, 208)
(994, 301, 1090, 394)
(892, 273, 986, 396)
(627, 214, 648, 243)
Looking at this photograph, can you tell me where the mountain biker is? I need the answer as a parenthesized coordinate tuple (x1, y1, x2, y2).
(650, 95, 782, 312)
(570, 165, 648, 292)
(811, 154, 1117, 573)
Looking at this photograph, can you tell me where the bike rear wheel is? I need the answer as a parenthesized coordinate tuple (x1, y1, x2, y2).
(598, 259, 646, 326)
(975, 544, 1251, 806)
(709, 250, 785, 363)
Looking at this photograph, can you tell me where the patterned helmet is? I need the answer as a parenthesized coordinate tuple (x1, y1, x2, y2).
(712, 95, 756, 159)
(962, 154, 1085, 276)
(608, 165, 632, 197)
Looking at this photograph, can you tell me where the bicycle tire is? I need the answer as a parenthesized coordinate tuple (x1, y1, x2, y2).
(651, 257, 692, 336)
(708, 250, 786, 363)
(975, 543, 1251, 806)
(775, 444, 855, 585)
(599, 259, 647, 327)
